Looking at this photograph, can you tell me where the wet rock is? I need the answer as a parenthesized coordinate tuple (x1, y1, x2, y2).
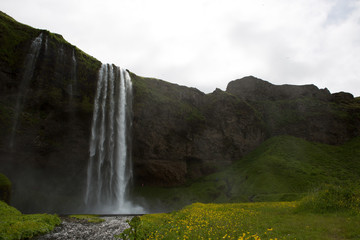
(35, 216, 132, 240)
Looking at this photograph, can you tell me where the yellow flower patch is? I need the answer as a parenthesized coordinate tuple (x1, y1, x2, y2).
(142, 202, 283, 239)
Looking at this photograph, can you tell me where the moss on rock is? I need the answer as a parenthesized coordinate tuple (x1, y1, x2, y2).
(0, 173, 11, 204)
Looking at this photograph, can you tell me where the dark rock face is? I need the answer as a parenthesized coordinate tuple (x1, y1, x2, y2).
(1, 11, 360, 212)
(130, 74, 265, 187)
(131, 74, 360, 187)
(226, 76, 360, 145)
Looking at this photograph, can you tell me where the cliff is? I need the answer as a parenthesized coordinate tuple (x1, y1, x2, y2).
(0, 11, 101, 212)
(226, 76, 360, 144)
(130, 73, 264, 186)
(130, 74, 360, 189)
(0, 11, 359, 213)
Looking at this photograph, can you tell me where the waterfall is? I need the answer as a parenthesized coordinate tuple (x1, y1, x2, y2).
(44, 35, 48, 53)
(85, 64, 141, 214)
(9, 33, 43, 149)
(68, 49, 77, 98)
(71, 49, 77, 95)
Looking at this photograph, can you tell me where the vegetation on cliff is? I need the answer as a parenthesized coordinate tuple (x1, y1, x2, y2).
(0, 11, 40, 69)
(0, 9, 101, 120)
(0, 11, 102, 213)
(130, 71, 205, 129)
(0, 201, 61, 240)
(255, 96, 360, 143)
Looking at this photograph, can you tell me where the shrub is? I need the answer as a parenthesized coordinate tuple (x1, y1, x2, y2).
(117, 216, 146, 240)
(0, 173, 11, 204)
(296, 184, 360, 214)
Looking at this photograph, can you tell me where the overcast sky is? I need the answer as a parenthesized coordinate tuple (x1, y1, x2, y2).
(1, 0, 360, 96)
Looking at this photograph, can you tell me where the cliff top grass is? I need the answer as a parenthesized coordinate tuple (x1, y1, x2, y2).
(0, 11, 40, 68)
(130, 71, 206, 127)
(0, 10, 101, 115)
(0, 201, 61, 240)
(130, 72, 189, 104)
(0, 10, 101, 80)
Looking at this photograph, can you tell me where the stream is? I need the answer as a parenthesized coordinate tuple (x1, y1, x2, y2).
(35, 216, 133, 240)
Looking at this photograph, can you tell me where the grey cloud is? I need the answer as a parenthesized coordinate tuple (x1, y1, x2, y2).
(1, 0, 360, 96)
(325, 0, 357, 25)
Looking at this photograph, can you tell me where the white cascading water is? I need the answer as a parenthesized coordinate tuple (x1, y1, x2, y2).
(85, 64, 142, 214)
(71, 49, 77, 95)
(68, 49, 77, 98)
(10, 33, 43, 149)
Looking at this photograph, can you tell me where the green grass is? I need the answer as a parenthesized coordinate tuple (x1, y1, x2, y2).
(69, 214, 105, 223)
(0, 201, 61, 240)
(133, 135, 360, 210)
(120, 200, 360, 240)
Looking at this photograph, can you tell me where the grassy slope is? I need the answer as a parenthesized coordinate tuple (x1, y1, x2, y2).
(0, 201, 61, 240)
(134, 135, 360, 210)
(222, 135, 360, 201)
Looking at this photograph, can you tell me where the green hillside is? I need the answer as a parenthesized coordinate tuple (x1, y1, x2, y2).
(134, 135, 360, 210)
(0, 200, 60, 239)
